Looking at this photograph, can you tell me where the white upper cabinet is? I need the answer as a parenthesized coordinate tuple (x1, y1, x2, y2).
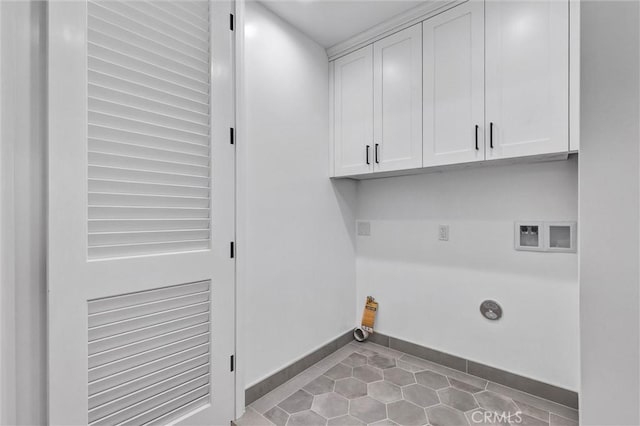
(422, 1, 484, 167)
(485, 0, 569, 160)
(373, 24, 423, 172)
(334, 46, 374, 177)
(330, 0, 574, 178)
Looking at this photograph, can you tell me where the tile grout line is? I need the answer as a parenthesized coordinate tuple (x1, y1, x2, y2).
(247, 331, 355, 406)
(242, 341, 577, 425)
(254, 346, 357, 413)
(377, 333, 578, 409)
(401, 351, 577, 417)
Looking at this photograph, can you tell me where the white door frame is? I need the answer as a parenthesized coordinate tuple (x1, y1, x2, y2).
(233, 0, 247, 416)
(0, 2, 17, 423)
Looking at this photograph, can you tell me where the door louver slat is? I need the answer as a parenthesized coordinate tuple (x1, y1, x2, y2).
(89, 355, 209, 409)
(89, 229, 211, 247)
(91, 380, 209, 426)
(89, 327, 208, 379)
(89, 206, 210, 220)
(89, 125, 209, 155)
(89, 343, 210, 395)
(89, 73, 209, 116)
(87, 15, 208, 73)
(89, 219, 211, 233)
(175, 0, 209, 17)
(88, 43, 209, 94)
(89, 290, 210, 327)
(89, 152, 209, 177)
(88, 0, 210, 259)
(89, 140, 209, 167)
(89, 240, 210, 259)
(89, 364, 210, 422)
(88, 281, 211, 425)
(118, 387, 210, 426)
(88, 85, 209, 124)
(88, 30, 208, 83)
(89, 324, 210, 368)
(125, 1, 209, 43)
(109, 1, 209, 51)
(88, 111, 209, 146)
(144, 395, 211, 426)
(89, 180, 209, 198)
(89, 98, 210, 135)
(89, 313, 210, 354)
(149, 1, 209, 33)
(89, 193, 209, 208)
(89, 281, 210, 313)
(89, 303, 210, 341)
(89, 166, 209, 188)
(89, 57, 209, 104)
(88, 1, 208, 57)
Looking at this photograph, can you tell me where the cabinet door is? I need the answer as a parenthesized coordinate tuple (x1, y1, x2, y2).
(485, 0, 569, 159)
(423, 1, 484, 167)
(373, 24, 422, 172)
(334, 46, 374, 176)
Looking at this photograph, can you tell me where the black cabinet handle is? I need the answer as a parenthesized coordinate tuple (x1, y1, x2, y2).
(489, 122, 494, 149)
(375, 144, 380, 163)
(475, 125, 479, 150)
(366, 145, 370, 165)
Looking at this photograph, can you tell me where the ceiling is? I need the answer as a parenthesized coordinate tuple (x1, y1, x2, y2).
(258, 0, 427, 48)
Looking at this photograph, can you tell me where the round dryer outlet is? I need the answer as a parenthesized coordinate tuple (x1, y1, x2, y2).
(480, 300, 503, 321)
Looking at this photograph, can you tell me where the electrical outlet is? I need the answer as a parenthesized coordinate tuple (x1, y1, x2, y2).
(357, 221, 371, 236)
(438, 225, 449, 241)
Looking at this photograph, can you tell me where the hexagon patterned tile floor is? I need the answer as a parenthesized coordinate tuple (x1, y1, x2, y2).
(237, 341, 579, 426)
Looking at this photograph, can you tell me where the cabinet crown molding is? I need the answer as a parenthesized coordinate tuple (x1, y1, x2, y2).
(326, 0, 465, 61)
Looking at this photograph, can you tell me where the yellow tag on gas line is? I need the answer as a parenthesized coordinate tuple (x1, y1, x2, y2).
(361, 296, 378, 334)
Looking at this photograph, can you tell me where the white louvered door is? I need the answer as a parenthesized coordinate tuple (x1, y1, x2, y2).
(48, 1, 235, 425)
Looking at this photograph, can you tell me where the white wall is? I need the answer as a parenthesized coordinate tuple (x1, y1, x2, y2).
(579, 2, 640, 424)
(356, 158, 579, 390)
(242, 1, 357, 388)
(0, 1, 47, 424)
